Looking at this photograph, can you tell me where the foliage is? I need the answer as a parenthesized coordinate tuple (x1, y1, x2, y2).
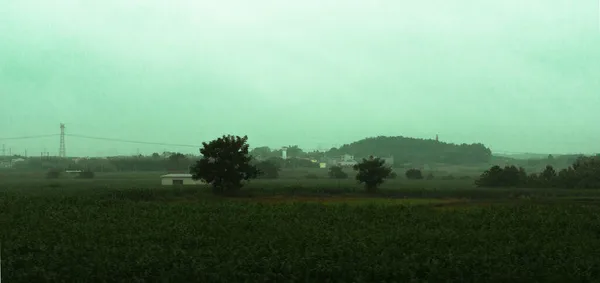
(9, 153, 197, 173)
(250, 146, 273, 159)
(328, 165, 348, 179)
(3, 190, 600, 282)
(426, 172, 435, 180)
(475, 165, 527, 188)
(255, 160, 280, 179)
(405, 169, 424, 180)
(77, 170, 95, 179)
(327, 136, 492, 165)
(476, 156, 600, 189)
(46, 168, 61, 179)
(353, 157, 393, 192)
(189, 135, 259, 194)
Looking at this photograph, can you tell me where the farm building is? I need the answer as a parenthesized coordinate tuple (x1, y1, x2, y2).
(160, 173, 205, 186)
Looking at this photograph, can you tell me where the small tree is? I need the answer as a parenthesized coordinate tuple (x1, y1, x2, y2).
(353, 157, 392, 193)
(328, 165, 348, 179)
(189, 135, 259, 194)
(405, 169, 424, 180)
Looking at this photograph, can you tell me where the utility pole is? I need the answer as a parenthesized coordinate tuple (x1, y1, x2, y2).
(1, 144, 5, 156)
(59, 123, 66, 158)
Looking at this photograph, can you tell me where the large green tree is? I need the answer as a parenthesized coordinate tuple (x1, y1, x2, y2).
(353, 156, 393, 193)
(190, 135, 259, 194)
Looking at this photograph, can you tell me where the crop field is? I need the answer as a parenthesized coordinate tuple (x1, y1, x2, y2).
(3, 171, 600, 282)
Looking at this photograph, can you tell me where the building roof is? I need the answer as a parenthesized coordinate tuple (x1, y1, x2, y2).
(160, 173, 194, 178)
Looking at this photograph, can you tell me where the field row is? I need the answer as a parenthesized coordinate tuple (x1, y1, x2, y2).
(3, 198, 600, 282)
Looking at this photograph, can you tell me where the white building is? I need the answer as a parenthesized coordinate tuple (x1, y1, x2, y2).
(160, 173, 206, 186)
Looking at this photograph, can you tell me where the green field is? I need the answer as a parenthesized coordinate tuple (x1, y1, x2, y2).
(2, 171, 600, 282)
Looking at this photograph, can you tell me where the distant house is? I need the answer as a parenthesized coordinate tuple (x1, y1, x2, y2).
(326, 154, 358, 167)
(160, 173, 206, 186)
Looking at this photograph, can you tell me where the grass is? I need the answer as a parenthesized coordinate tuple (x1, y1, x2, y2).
(3, 170, 600, 281)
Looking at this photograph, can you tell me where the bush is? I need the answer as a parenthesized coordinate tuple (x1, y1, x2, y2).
(405, 169, 423, 180)
(46, 168, 61, 179)
(475, 165, 527, 188)
(328, 166, 348, 179)
(256, 160, 280, 179)
(388, 172, 398, 179)
(426, 172, 435, 180)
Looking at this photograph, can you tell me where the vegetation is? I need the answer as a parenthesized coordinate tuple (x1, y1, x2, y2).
(328, 165, 348, 179)
(77, 170, 95, 179)
(476, 156, 600, 189)
(328, 136, 492, 165)
(3, 181, 600, 282)
(353, 156, 393, 192)
(405, 168, 424, 180)
(189, 135, 259, 194)
(255, 160, 280, 179)
(2, 134, 600, 281)
(251, 136, 493, 165)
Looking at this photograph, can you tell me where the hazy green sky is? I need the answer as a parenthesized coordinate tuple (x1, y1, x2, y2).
(1, 0, 599, 156)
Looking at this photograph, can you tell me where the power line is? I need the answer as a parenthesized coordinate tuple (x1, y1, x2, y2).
(0, 134, 59, 140)
(66, 134, 202, 148)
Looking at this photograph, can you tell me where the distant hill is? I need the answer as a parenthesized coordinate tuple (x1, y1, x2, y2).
(325, 136, 492, 165)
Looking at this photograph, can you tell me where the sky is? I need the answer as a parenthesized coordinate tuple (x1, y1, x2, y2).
(1, 0, 599, 157)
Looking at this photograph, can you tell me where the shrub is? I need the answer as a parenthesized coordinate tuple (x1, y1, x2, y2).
(475, 165, 527, 188)
(328, 166, 348, 179)
(256, 160, 280, 179)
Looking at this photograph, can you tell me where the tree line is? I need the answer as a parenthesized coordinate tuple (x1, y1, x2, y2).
(8, 153, 197, 172)
(475, 155, 600, 189)
(188, 135, 600, 194)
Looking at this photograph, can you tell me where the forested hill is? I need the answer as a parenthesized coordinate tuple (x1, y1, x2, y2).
(326, 136, 492, 165)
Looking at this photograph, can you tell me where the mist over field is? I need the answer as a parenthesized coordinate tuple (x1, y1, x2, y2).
(1, 0, 599, 156)
(4, 3, 600, 281)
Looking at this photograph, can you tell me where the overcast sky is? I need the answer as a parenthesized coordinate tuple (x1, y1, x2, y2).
(1, 0, 599, 156)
